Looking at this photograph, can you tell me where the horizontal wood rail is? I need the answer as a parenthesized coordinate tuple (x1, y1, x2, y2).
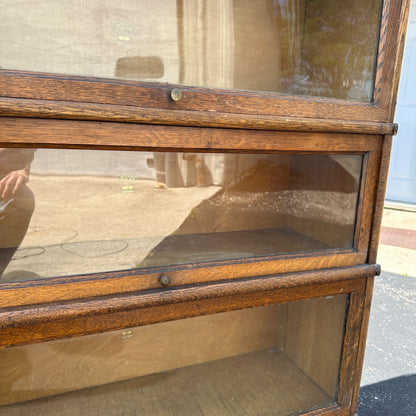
(0, 264, 378, 347)
(0, 97, 397, 135)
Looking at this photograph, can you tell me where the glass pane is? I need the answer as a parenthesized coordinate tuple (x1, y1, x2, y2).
(0, 148, 362, 281)
(0, 295, 348, 415)
(1, 0, 382, 101)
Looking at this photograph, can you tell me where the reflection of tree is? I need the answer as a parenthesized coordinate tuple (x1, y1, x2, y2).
(273, 0, 381, 101)
(300, 0, 381, 101)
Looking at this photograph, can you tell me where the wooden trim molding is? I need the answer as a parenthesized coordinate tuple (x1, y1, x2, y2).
(0, 68, 391, 123)
(0, 265, 375, 348)
(0, 97, 397, 135)
(306, 406, 350, 416)
(337, 290, 365, 408)
(0, 117, 383, 151)
(0, 251, 366, 310)
(350, 275, 376, 413)
(368, 135, 394, 263)
(380, 0, 411, 120)
(0, 248, 368, 310)
(0, 128, 381, 310)
(0, 0, 409, 124)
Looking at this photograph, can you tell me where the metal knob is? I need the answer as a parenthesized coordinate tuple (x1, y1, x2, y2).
(170, 88, 183, 102)
(159, 275, 171, 287)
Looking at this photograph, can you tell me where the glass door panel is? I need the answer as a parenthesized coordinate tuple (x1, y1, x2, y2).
(0, 148, 362, 281)
(0, 295, 348, 416)
(1, 0, 382, 100)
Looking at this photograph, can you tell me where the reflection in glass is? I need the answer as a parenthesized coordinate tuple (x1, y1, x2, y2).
(0, 295, 348, 415)
(0, 149, 35, 277)
(1, 0, 382, 101)
(0, 149, 362, 282)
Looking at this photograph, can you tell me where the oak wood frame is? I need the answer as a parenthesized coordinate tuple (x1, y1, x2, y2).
(0, 265, 376, 416)
(0, 0, 409, 126)
(0, 0, 410, 415)
(0, 127, 381, 309)
(0, 127, 386, 416)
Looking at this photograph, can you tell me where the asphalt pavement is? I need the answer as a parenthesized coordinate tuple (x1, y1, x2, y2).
(357, 206, 416, 416)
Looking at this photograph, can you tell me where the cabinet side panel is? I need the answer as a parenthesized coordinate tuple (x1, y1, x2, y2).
(280, 295, 348, 398)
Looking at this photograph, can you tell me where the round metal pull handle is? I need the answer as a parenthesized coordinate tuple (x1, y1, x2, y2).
(170, 88, 183, 102)
(159, 275, 171, 287)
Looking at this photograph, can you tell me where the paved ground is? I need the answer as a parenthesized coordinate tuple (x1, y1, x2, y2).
(377, 206, 416, 277)
(358, 206, 416, 416)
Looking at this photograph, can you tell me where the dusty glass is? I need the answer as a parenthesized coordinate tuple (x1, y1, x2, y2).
(1, 0, 382, 101)
(0, 148, 362, 282)
(0, 295, 348, 415)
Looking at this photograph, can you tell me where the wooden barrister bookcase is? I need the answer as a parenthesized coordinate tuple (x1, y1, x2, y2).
(0, 1, 410, 415)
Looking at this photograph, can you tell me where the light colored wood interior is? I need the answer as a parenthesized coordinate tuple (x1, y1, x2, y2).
(0, 305, 282, 406)
(0, 347, 333, 416)
(281, 296, 348, 397)
(286, 155, 361, 248)
(0, 296, 347, 413)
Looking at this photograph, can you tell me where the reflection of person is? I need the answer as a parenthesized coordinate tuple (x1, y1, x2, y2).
(0, 149, 35, 278)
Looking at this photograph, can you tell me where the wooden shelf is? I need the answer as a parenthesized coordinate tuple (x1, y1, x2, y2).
(0, 347, 334, 416)
(140, 227, 331, 268)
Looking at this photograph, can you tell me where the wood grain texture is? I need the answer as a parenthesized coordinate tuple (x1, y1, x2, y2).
(0, 292, 359, 416)
(0, 0, 407, 124)
(350, 275, 375, 414)
(0, 2, 408, 414)
(306, 407, 350, 416)
(355, 143, 384, 255)
(281, 296, 348, 398)
(368, 135, 393, 264)
(337, 291, 365, 409)
(0, 305, 283, 405)
(0, 251, 365, 309)
(372, 0, 391, 106)
(353, 152, 370, 251)
(0, 348, 333, 416)
(0, 69, 388, 122)
(0, 130, 379, 310)
(0, 267, 372, 348)
(0, 297, 353, 415)
(0, 117, 382, 152)
(387, 0, 411, 120)
(377, 0, 411, 119)
(0, 97, 396, 135)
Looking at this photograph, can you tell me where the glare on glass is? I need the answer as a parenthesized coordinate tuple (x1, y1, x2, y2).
(0, 148, 362, 281)
(1, 0, 382, 101)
